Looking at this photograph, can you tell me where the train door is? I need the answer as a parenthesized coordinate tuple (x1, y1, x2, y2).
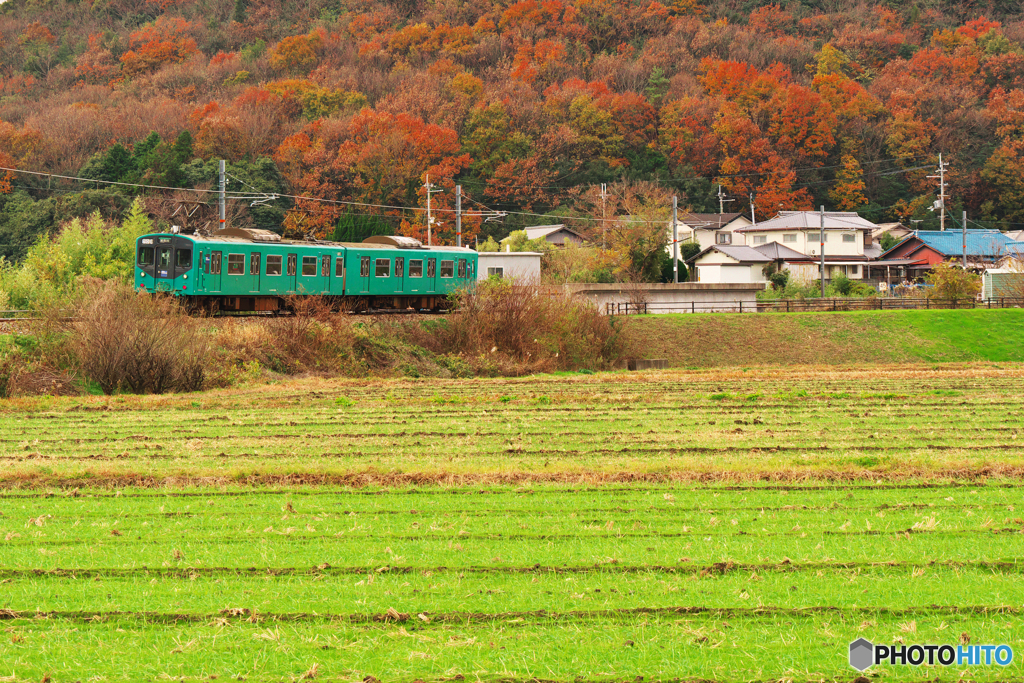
(320, 254, 331, 294)
(154, 242, 174, 291)
(359, 255, 371, 292)
(287, 254, 297, 293)
(206, 250, 222, 292)
(426, 257, 437, 293)
(250, 252, 261, 293)
(394, 257, 405, 293)
(332, 253, 345, 295)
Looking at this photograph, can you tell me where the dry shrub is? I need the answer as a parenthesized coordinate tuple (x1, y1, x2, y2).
(70, 280, 210, 394)
(407, 281, 628, 373)
(4, 363, 79, 397)
(270, 296, 356, 372)
(212, 296, 356, 376)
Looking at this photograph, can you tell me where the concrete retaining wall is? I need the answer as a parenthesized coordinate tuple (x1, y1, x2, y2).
(547, 282, 765, 314)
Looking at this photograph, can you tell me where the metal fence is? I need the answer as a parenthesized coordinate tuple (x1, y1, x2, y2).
(605, 297, 1024, 315)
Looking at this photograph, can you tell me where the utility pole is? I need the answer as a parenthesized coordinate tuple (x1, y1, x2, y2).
(672, 195, 679, 284)
(927, 154, 949, 231)
(717, 185, 734, 214)
(218, 160, 226, 232)
(820, 205, 826, 298)
(456, 185, 462, 248)
(423, 174, 443, 247)
(600, 183, 608, 248)
(749, 192, 757, 226)
(962, 209, 968, 269)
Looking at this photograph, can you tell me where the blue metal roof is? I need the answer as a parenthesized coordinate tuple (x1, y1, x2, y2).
(908, 230, 1019, 257)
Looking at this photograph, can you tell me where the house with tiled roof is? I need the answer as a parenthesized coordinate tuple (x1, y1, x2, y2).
(881, 230, 1024, 275)
(685, 244, 772, 284)
(734, 211, 880, 280)
(672, 212, 752, 250)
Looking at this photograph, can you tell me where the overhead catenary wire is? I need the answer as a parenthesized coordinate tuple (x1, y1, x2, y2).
(0, 157, 1017, 229)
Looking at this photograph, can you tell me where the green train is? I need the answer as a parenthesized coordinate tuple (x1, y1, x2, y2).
(134, 228, 477, 313)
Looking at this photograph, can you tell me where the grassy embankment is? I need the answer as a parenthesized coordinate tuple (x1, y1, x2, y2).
(629, 308, 1024, 366)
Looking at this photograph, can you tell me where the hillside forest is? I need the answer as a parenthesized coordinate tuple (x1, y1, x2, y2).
(2, 0, 1024, 271)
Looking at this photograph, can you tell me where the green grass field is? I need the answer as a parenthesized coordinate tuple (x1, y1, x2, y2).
(629, 308, 1024, 366)
(2, 363, 1024, 681)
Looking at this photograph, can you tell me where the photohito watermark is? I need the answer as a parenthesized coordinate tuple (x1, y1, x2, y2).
(849, 638, 1014, 671)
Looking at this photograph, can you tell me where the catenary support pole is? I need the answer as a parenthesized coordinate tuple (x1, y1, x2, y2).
(456, 185, 462, 248)
(219, 160, 226, 231)
(672, 195, 678, 283)
(820, 205, 825, 298)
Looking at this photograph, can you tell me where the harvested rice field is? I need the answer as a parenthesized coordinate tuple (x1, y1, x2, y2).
(1, 363, 1023, 682)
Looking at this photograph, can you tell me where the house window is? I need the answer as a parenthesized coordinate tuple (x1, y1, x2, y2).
(266, 255, 282, 275)
(227, 254, 245, 275)
(783, 234, 797, 243)
(850, 265, 859, 276)
(487, 267, 504, 278)
(843, 234, 856, 243)
(301, 256, 317, 276)
(440, 260, 454, 278)
(375, 258, 390, 277)
(716, 233, 732, 245)
(409, 260, 423, 277)
(753, 235, 767, 245)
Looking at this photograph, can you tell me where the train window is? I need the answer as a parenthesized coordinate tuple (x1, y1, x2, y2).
(250, 253, 260, 276)
(334, 257, 344, 277)
(302, 256, 317, 276)
(176, 249, 192, 268)
(228, 254, 245, 275)
(138, 247, 154, 266)
(458, 259, 466, 278)
(287, 254, 297, 276)
(211, 251, 222, 274)
(427, 259, 436, 278)
(375, 258, 390, 277)
(395, 257, 404, 277)
(266, 255, 282, 276)
(158, 249, 171, 268)
(440, 260, 454, 278)
(409, 259, 423, 277)
(321, 255, 330, 277)
(360, 256, 370, 277)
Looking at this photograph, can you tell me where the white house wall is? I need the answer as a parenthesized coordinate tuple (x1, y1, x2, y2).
(746, 231, 865, 257)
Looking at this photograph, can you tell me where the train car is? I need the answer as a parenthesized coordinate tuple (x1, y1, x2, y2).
(134, 228, 477, 313)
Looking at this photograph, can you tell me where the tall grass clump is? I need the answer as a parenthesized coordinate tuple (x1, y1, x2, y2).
(213, 296, 357, 375)
(408, 280, 628, 374)
(68, 279, 210, 394)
